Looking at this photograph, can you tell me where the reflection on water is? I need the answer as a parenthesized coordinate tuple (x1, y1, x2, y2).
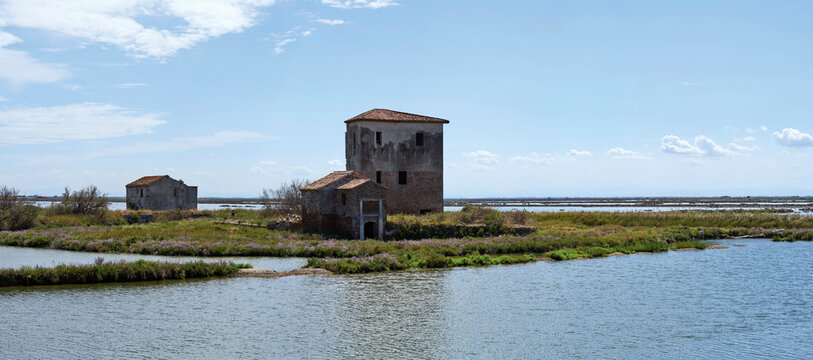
(1, 240, 811, 359)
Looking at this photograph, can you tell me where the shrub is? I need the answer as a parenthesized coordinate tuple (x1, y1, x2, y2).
(458, 205, 493, 224)
(0, 186, 39, 231)
(49, 185, 109, 215)
(483, 210, 506, 234)
(260, 179, 310, 217)
(505, 210, 530, 226)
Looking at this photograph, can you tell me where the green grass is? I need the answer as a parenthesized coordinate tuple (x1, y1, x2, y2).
(0, 259, 250, 287)
(1, 209, 793, 274)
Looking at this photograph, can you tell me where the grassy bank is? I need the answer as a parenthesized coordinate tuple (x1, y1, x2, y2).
(0, 259, 251, 287)
(1, 209, 805, 274)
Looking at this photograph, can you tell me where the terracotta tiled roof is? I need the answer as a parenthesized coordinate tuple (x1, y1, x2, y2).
(126, 175, 168, 187)
(301, 171, 368, 191)
(336, 178, 375, 190)
(345, 109, 449, 124)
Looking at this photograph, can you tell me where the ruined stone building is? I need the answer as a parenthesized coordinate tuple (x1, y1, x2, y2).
(301, 171, 386, 239)
(125, 175, 198, 210)
(345, 109, 449, 214)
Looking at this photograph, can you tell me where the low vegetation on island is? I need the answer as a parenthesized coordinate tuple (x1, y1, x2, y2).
(0, 258, 251, 287)
(2, 184, 813, 276)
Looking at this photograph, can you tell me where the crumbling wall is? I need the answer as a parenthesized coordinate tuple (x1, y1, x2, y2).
(345, 121, 444, 214)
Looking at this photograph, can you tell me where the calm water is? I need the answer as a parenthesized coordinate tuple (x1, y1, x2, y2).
(1, 240, 811, 359)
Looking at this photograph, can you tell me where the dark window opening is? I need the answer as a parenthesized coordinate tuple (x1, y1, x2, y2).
(173, 188, 179, 197)
(341, 193, 346, 206)
(376, 171, 381, 184)
(420, 209, 431, 215)
(375, 131, 382, 145)
(139, 189, 143, 198)
(398, 171, 407, 185)
(416, 132, 424, 146)
(353, 133, 356, 150)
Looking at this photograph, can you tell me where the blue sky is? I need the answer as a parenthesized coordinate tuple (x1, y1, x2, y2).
(1, 0, 813, 197)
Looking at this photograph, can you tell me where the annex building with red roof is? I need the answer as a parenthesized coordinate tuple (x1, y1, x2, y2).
(125, 175, 198, 210)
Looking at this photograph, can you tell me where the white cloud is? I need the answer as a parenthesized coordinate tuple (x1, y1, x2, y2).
(250, 166, 267, 174)
(661, 135, 737, 157)
(327, 159, 343, 167)
(0, 30, 70, 85)
(606, 147, 649, 159)
(746, 127, 755, 134)
(116, 83, 147, 88)
(760, 125, 768, 132)
(260, 160, 278, 166)
(0, 103, 164, 145)
(741, 136, 756, 142)
(694, 135, 737, 156)
(0, 0, 278, 58)
(566, 149, 592, 157)
(301, 29, 314, 36)
(464, 150, 500, 164)
(660, 135, 703, 155)
(774, 128, 813, 147)
(322, 0, 397, 9)
(728, 143, 760, 152)
(274, 38, 295, 54)
(463, 150, 500, 171)
(511, 150, 592, 165)
(316, 19, 346, 25)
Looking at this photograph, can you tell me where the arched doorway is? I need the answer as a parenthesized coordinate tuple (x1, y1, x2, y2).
(363, 221, 377, 239)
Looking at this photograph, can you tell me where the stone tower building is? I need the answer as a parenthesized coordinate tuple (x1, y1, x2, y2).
(345, 109, 449, 214)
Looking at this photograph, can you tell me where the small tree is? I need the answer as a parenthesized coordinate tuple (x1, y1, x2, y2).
(0, 186, 38, 231)
(260, 179, 310, 217)
(54, 185, 109, 214)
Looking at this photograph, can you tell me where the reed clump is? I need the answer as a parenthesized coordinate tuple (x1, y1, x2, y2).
(0, 258, 250, 287)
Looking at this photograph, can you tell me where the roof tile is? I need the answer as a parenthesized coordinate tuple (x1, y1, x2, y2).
(126, 175, 168, 187)
(301, 171, 367, 191)
(345, 109, 449, 124)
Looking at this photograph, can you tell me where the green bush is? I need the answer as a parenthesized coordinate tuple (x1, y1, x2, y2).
(0, 259, 249, 287)
(48, 185, 109, 215)
(0, 186, 39, 231)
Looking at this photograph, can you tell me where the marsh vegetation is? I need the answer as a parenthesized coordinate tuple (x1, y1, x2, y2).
(3, 202, 809, 274)
(0, 258, 250, 287)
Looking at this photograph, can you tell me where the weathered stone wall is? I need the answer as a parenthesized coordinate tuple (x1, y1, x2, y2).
(345, 121, 444, 214)
(126, 177, 198, 210)
(303, 190, 354, 237)
(302, 179, 386, 239)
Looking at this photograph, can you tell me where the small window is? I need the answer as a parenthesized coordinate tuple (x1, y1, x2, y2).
(341, 193, 346, 206)
(375, 131, 382, 145)
(376, 171, 381, 184)
(398, 171, 407, 185)
(416, 132, 424, 146)
(140, 189, 143, 198)
(174, 189, 179, 197)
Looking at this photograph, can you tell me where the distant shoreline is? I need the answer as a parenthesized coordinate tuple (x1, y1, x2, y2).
(21, 196, 813, 208)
